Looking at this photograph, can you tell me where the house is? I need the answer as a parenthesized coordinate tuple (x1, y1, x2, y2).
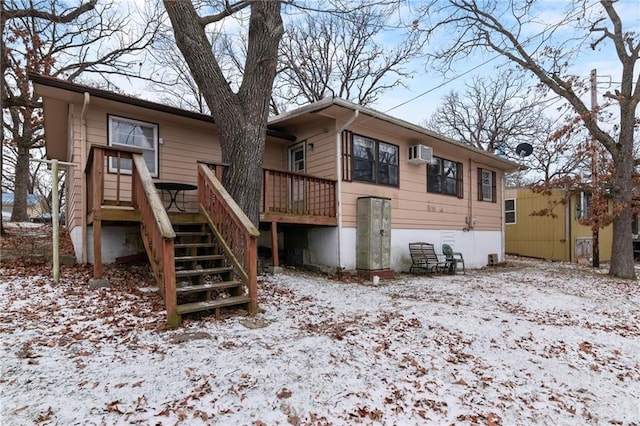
(31, 73, 521, 326)
(504, 187, 622, 262)
(2, 193, 49, 221)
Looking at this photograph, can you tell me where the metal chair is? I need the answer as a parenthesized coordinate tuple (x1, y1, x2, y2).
(442, 244, 465, 274)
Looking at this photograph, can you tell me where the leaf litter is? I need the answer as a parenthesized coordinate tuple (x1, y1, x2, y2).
(1, 252, 639, 425)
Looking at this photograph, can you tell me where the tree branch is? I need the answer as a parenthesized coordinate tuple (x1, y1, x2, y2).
(199, 0, 253, 26)
(3, 0, 97, 23)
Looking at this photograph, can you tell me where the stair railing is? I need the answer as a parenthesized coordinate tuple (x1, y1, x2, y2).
(197, 163, 259, 313)
(131, 154, 179, 328)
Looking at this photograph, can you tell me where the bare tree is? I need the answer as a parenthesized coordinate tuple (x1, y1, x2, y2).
(420, 0, 640, 279)
(426, 70, 583, 182)
(427, 71, 547, 152)
(163, 0, 283, 226)
(147, 23, 245, 115)
(1, 0, 159, 222)
(273, 4, 423, 113)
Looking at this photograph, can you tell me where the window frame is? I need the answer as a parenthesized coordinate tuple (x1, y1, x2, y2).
(576, 191, 592, 220)
(351, 133, 399, 187)
(477, 168, 497, 203)
(427, 156, 464, 198)
(107, 115, 159, 178)
(505, 198, 516, 224)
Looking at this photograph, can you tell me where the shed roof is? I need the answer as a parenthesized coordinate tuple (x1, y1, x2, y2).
(2, 193, 45, 206)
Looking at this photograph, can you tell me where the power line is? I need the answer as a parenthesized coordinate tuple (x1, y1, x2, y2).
(383, 0, 602, 117)
(383, 55, 501, 114)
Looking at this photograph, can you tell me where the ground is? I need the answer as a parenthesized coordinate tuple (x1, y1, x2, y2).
(1, 227, 639, 425)
(0, 222, 75, 263)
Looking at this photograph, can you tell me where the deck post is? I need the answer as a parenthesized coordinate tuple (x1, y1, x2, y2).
(92, 148, 104, 279)
(263, 170, 270, 214)
(271, 221, 279, 267)
(163, 238, 179, 328)
(93, 218, 102, 278)
(247, 232, 258, 314)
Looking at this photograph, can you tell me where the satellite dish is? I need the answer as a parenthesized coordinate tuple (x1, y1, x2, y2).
(515, 143, 533, 158)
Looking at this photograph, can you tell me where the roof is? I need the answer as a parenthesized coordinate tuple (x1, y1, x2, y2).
(30, 73, 522, 172)
(2, 193, 45, 206)
(269, 97, 524, 172)
(28, 73, 296, 142)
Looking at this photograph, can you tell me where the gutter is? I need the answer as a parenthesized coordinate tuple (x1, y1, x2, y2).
(270, 96, 523, 172)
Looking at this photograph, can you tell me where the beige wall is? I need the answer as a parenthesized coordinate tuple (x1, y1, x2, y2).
(63, 99, 303, 237)
(338, 122, 504, 231)
(64, 102, 224, 234)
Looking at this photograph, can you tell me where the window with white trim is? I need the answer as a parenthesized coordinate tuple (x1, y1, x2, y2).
(576, 191, 592, 219)
(478, 168, 497, 202)
(108, 115, 159, 177)
(505, 198, 516, 224)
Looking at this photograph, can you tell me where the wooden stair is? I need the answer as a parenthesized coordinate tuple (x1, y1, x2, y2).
(172, 220, 252, 319)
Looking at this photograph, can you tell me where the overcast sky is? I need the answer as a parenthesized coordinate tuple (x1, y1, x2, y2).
(120, 0, 639, 127)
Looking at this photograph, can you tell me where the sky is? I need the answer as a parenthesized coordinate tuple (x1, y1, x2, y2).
(117, 0, 639, 127)
(2, 251, 639, 425)
(374, 0, 640, 125)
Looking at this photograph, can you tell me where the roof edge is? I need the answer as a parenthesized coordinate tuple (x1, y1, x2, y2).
(269, 97, 524, 171)
(29, 73, 296, 141)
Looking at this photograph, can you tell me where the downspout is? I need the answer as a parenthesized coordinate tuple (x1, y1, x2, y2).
(500, 174, 505, 261)
(566, 188, 572, 262)
(80, 92, 90, 264)
(335, 109, 359, 271)
(465, 158, 473, 231)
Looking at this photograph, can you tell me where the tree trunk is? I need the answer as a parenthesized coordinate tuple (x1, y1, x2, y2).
(164, 1, 283, 226)
(608, 103, 637, 279)
(219, 115, 266, 227)
(10, 142, 30, 222)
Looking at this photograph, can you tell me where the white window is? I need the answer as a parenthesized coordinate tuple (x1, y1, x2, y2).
(108, 115, 159, 177)
(505, 199, 516, 224)
(289, 142, 306, 173)
(478, 168, 496, 202)
(576, 191, 592, 220)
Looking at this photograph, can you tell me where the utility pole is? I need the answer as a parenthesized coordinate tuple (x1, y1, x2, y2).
(590, 69, 600, 268)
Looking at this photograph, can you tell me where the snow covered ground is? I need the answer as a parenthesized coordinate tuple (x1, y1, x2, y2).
(1, 258, 639, 425)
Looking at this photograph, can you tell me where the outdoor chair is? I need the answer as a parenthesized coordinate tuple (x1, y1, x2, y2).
(409, 242, 450, 275)
(442, 244, 465, 274)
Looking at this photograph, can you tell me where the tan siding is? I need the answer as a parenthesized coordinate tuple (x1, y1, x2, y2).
(338, 121, 505, 231)
(304, 123, 337, 180)
(264, 140, 286, 170)
(66, 107, 84, 232)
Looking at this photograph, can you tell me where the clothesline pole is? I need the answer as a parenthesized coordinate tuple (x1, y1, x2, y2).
(32, 158, 75, 283)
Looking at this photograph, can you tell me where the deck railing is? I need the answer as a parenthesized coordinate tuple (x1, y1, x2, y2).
(85, 144, 142, 209)
(199, 163, 337, 220)
(86, 145, 178, 328)
(131, 155, 178, 328)
(197, 163, 259, 313)
(263, 169, 336, 218)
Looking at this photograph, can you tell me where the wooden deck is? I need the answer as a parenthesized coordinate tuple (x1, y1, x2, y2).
(86, 151, 337, 227)
(85, 146, 338, 300)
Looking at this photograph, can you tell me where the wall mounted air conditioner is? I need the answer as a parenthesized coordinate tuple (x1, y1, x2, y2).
(408, 144, 433, 164)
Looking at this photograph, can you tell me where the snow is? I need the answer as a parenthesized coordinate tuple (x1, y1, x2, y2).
(1, 258, 639, 425)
